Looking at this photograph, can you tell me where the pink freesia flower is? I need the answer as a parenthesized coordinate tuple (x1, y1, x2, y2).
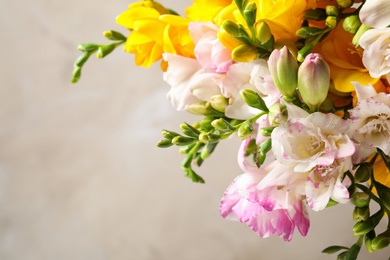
(349, 82, 390, 163)
(188, 22, 233, 73)
(270, 108, 355, 210)
(163, 53, 222, 111)
(220, 139, 310, 241)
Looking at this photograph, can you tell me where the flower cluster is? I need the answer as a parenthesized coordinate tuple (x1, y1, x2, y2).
(73, 0, 390, 259)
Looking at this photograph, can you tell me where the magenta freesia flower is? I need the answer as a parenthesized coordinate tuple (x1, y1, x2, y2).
(220, 139, 310, 241)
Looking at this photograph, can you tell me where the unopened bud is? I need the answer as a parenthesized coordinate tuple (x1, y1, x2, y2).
(365, 231, 376, 253)
(268, 103, 288, 127)
(296, 27, 324, 39)
(103, 30, 127, 41)
(259, 138, 272, 154)
(211, 118, 235, 132)
(354, 163, 372, 183)
(372, 235, 390, 250)
(297, 43, 314, 62)
(180, 123, 200, 138)
(243, 2, 257, 26)
(238, 122, 253, 139)
(351, 192, 370, 207)
(209, 95, 228, 112)
(343, 15, 361, 34)
(298, 53, 330, 112)
(260, 126, 274, 136)
(162, 130, 180, 140)
(255, 21, 273, 45)
(232, 44, 258, 62)
(240, 89, 269, 111)
(187, 102, 216, 116)
(326, 16, 338, 29)
(172, 136, 195, 146)
(198, 132, 220, 144)
(156, 139, 173, 148)
(326, 6, 339, 17)
(336, 0, 352, 9)
(353, 219, 375, 236)
(353, 24, 371, 47)
(77, 43, 99, 52)
(353, 206, 370, 222)
(268, 46, 298, 98)
(96, 43, 116, 58)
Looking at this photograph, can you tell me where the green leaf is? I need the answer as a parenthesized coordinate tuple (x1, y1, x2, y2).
(322, 245, 349, 254)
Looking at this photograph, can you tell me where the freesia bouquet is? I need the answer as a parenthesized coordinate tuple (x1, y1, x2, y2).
(72, 0, 390, 259)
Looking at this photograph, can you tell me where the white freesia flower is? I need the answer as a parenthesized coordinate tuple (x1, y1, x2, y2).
(359, 0, 390, 29)
(349, 82, 390, 163)
(359, 28, 390, 81)
(163, 53, 222, 111)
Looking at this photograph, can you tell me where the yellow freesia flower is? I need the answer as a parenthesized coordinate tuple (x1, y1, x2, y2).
(315, 23, 382, 93)
(185, 0, 232, 22)
(216, 0, 316, 52)
(116, 2, 194, 67)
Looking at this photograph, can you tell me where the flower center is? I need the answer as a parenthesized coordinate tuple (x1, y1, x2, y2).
(361, 113, 390, 134)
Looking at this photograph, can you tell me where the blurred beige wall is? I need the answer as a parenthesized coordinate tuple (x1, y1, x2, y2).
(0, 0, 389, 259)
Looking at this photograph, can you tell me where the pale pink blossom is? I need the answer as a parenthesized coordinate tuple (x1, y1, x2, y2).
(163, 53, 222, 111)
(219, 60, 281, 120)
(359, 0, 390, 29)
(188, 22, 233, 73)
(349, 82, 390, 162)
(359, 28, 390, 81)
(220, 139, 310, 241)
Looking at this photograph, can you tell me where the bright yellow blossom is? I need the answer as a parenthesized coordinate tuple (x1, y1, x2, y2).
(185, 0, 232, 22)
(116, 2, 194, 67)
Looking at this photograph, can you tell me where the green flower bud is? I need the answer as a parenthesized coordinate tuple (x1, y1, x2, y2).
(187, 102, 220, 116)
(353, 206, 370, 222)
(268, 103, 288, 127)
(162, 130, 180, 140)
(371, 235, 390, 250)
(172, 136, 196, 146)
(71, 66, 82, 84)
(211, 118, 236, 132)
(353, 219, 375, 236)
(326, 6, 339, 17)
(259, 138, 272, 154)
(103, 30, 127, 41)
(180, 123, 200, 138)
(268, 46, 298, 98)
(343, 15, 361, 34)
(365, 231, 376, 253)
(198, 132, 220, 144)
(298, 53, 330, 112)
(326, 16, 338, 29)
(240, 89, 269, 111)
(351, 192, 370, 207)
(255, 21, 273, 45)
(77, 43, 99, 52)
(297, 43, 314, 62)
(232, 44, 258, 62)
(209, 95, 228, 112)
(336, 0, 352, 9)
(156, 139, 173, 148)
(243, 2, 257, 27)
(96, 43, 116, 58)
(354, 163, 372, 183)
(238, 121, 253, 139)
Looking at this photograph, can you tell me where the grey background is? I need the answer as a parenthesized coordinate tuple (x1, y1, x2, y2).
(1, 0, 389, 259)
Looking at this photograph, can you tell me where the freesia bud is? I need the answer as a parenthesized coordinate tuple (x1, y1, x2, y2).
(268, 103, 288, 127)
(353, 219, 375, 236)
(325, 16, 337, 29)
(238, 122, 253, 139)
(298, 53, 330, 112)
(268, 46, 298, 98)
(326, 6, 339, 17)
(240, 89, 268, 111)
(232, 44, 258, 62)
(351, 192, 370, 207)
(353, 206, 370, 222)
(343, 15, 361, 34)
(352, 24, 371, 47)
(209, 95, 228, 113)
(354, 163, 372, 183)
(372, 235, 390, 250)
(365, 231, 376, 253)
(199, 132, 220, 144)
(336, 0, 352, 9)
